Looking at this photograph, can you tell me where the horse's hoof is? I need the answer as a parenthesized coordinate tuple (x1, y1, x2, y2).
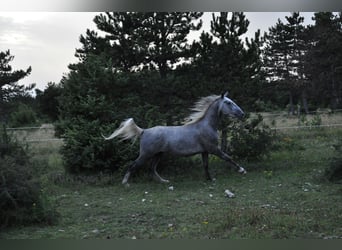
(238, 167, 247, 175)
(153, 175, 169, 183)
(122, 180, 130, 187)
(207, 177, 216, 182)
(123, 183, 130, 188)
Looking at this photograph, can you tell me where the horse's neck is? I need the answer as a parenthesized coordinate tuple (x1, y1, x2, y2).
(198, 100, 220, 130)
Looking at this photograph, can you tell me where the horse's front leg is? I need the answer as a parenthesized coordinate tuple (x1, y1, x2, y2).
(211, 148, 247, 175)
(201, 152, 212, 181)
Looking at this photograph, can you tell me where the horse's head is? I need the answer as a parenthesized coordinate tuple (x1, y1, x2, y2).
(218, 91, 245, 119)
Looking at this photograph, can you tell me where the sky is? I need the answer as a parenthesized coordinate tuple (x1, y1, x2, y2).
(0, 12, 315, 92)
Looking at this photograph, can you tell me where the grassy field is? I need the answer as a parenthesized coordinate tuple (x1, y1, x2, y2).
(253, 110, 342, 128)
(1, 123, 342, 239)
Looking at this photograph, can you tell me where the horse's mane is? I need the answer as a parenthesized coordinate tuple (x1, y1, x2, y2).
(183, 95, 220, 125)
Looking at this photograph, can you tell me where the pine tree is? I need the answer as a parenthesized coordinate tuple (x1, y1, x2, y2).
(142, 12, 203, 78)
(76, 12, 149, 72)
(305, 12, 342, 109)
(285, 12, 310, 113)
(35, 82, 62, 121)
(263, 12, 309, 114)
(192, 12, 263, 108)
(76, 12, 203, 78)
(0, 50, 33, 122)
(57, 54, 136, 173)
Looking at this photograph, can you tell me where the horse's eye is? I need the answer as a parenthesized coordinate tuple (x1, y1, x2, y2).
(226, 101, 232, 105)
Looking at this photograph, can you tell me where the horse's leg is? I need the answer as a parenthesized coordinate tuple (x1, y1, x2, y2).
(210, 148, 246, 174)
(151, 153, 169, 183)
(122, 155, 148, 186)
(201, 152, 212, 181)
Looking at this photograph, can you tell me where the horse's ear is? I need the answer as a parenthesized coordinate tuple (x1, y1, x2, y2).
(221, 91, 229, 98)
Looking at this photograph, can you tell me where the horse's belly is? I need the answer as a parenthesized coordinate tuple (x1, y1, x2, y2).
(142, 126, 205, 156)
(166, 139, 203, 156)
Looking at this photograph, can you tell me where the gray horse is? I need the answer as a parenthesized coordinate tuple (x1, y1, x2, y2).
(103, 92, 246, 185)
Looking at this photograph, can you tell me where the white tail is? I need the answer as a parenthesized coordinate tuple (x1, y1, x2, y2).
(102, 118, 143, 141)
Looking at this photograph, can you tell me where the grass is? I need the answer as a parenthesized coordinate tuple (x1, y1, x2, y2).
(254, 110, 342, 128)
(1, 127, 342, 239)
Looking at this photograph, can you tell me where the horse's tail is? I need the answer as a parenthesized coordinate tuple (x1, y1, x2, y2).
(102, 118, 143, 142)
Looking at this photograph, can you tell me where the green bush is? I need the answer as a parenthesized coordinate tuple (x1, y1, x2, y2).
(225, 114, 275, 161)
(57, 55, 169, 174)
(324, 142, 342, 183)
(9, 103, 38, 127)
(0, 126, 58, 229)
(298, 113, 322, 128)
(60, 119, 138, 174)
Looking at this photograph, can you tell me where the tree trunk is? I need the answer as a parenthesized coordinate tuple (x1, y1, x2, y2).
(301, 89, 309, 114)
(159, 61, 167, 79)
(288, 91, 295, 115)
(330, 65, 340, 110)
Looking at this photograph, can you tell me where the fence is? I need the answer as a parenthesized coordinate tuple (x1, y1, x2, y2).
(270, 123, 342, 131)
(250, 109, 342, 131)
(6, 124, 63, 143)
(5, 110, 342, 143)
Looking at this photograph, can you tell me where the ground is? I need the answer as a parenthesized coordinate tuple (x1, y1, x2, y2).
(1, 118, 342, 239)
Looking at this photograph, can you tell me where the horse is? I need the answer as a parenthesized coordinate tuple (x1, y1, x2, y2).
(103, 92, 246, 185)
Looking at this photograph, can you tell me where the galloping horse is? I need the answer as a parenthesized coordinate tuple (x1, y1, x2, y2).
(103, 92, 246, 185)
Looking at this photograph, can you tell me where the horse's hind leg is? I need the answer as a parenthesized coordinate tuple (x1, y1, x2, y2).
(122, 155, 148, 186)
(202, 152, 212, 181)
(151, 153, 169, 183)
(122, 164, 135, 186)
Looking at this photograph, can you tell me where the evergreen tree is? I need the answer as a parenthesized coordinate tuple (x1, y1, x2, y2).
(57, 54, 128, 173)
(57, 54, 165, 173)
(0, 50, 33, 123)
(75, 12, 203, 126)
(76, 12, 203, 78)
(285, 12, 310, 113)
(192, 12, 263, 109)
(263, 12, 309, 114)
(35, 82, 62, 121)
(305, 12, 342, 109)
(142, 12, 203, 78)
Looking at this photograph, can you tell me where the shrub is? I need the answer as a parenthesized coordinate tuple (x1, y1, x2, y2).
(225, 114, 275, 161)
(325, 158, 342, 183)
(57, 55, 168, 174)
(9, 103, 38, 127)
(324, 142, 342, 183)
(0, 126, 58, 229)
(298, 113, 322, 128)
(60, 118, 138, 174)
